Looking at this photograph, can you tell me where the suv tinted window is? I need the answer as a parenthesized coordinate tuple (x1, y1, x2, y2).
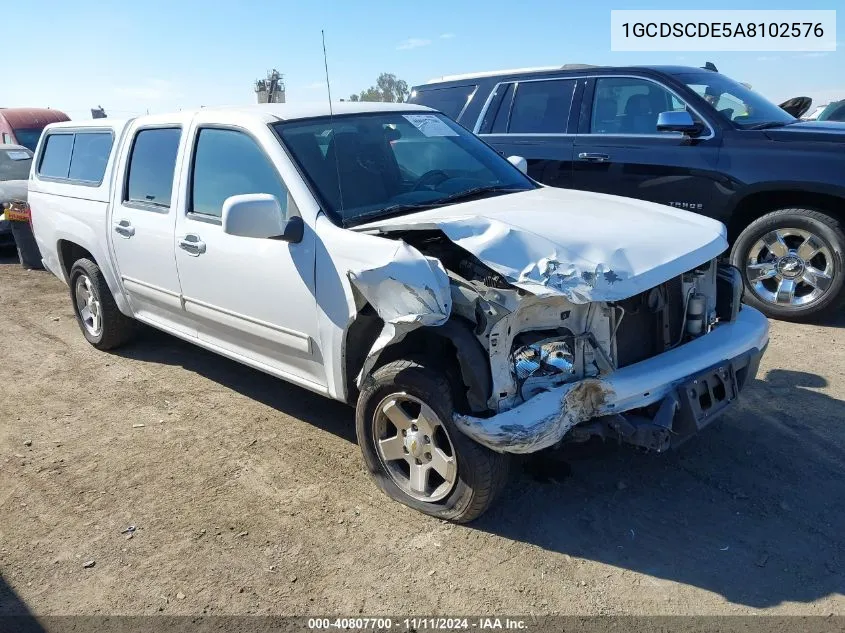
(590, 77, 684, 135)
(38, 134, 74, 179)
(509, 79, 576, 134)
(126, 128, 181, 208)
(191, 128, 288, 218)
(411, 85, 477, 121)
(68, 132, 113, 183)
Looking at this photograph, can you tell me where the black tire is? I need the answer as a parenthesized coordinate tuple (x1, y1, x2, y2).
(356, 360, 509, 523)
(731, 208, 845, 321)
(68, 258, 136, 350)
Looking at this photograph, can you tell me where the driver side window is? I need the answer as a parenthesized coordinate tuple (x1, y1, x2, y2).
(590, 77, 690, 135)
(190, 128, 289, 219)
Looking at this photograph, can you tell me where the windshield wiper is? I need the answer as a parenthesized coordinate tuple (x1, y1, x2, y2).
(429, 185, 526, 205)
(346, 203, 433, 226)
(346, 186, 527, 226)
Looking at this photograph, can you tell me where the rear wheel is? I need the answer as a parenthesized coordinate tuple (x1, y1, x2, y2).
(69, 258, 136, 350)
(731, 209, 845, 321)
(356, 360, 509, 523)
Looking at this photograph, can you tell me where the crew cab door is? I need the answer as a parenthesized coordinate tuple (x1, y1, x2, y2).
(476, 77, 580, 188)
(172, 115, 324, 389)
(109, 116, 196, 336)
(571, 76, 723, 216)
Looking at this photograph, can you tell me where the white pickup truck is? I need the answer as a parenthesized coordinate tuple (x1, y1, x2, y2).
(29, 103, 769, 522)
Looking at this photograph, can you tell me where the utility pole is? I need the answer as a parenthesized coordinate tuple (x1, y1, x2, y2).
(255, 69, 285, 104)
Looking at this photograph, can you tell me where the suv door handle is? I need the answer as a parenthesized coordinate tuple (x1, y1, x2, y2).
(113, 220, 135, 238)
(578, 152, 611, 162)
(178, 235, 206, 256)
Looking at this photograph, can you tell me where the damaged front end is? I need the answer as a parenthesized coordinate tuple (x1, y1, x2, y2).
(448, 255, 768, 454)
(350, 201, 769, 456)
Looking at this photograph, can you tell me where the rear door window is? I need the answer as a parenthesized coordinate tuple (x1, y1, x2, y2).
(508, 79, 577, 134)
(126, 128, 181, 208)
(410, 85, 477, 120)
(38, 134, 74, 179)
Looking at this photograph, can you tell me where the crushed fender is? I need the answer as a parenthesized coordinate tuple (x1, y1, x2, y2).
(348, 241, 452, 385)
(454, 379, 614, 454)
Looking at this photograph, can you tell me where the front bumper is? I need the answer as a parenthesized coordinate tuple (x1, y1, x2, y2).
(454, 306, 770, 454)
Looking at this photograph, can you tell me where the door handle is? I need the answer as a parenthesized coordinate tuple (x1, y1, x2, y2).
(113, 220, 135, 238)
(178, 235, 206, 256)
(578, 152, 611, 163)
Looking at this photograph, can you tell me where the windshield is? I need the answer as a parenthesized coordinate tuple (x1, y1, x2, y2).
(11, 128, 44, 152)
(0, 147, 33, 181)
(676, 72, 796, 128)
(274, 111, 535, 226)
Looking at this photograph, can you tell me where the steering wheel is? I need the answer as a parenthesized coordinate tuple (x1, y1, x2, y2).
(412, 170, 451, 191)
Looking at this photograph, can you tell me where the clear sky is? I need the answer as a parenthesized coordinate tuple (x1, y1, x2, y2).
(2, 0, 842, 120)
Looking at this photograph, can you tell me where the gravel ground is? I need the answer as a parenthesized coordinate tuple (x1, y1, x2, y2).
(1, 252, 843, 616)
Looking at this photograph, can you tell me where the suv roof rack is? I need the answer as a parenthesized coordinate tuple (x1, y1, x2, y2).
(425, 64, 599, 85)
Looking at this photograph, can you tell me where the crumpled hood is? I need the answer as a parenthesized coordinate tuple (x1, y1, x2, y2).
(355, 187, 727, 303)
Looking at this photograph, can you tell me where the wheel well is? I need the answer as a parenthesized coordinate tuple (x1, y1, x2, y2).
(58, 240, 94, 281)
(728, 191, 845, 243)
(344, 308, 491, 414)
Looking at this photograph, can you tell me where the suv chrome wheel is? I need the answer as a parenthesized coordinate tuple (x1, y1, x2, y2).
(372, 392, 458, 503)
(74, 273, 102, 336)
(745, 227, 834, 307)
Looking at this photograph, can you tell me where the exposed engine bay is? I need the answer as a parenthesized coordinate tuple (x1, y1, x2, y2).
(396, 229, 732, 414)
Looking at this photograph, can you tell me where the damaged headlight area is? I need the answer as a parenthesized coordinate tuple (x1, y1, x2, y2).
(511, 331, 576, 400)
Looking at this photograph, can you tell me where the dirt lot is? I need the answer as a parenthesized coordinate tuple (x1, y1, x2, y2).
(1, 252, 844, 617)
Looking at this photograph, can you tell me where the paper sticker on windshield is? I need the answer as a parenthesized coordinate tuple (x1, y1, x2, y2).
(403, 114, 458, 137)
(5, 151, 31, 161)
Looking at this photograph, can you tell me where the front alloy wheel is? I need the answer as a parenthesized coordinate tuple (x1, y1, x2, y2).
(372, 393, 458, 502)
(356, 359, 509, 523)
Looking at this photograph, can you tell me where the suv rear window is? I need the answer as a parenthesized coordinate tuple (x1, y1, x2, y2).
(37, 131, 114, 183)
(409, 85, 477, 121)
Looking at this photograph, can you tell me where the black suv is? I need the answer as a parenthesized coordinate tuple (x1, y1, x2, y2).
(409, 64, 845, 321)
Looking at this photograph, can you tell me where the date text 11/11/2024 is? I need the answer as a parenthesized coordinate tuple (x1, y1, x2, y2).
(307, 617, 529, 630)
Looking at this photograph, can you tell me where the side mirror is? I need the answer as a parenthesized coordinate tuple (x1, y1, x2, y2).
(222, 194, 303, 243)
(656, 110, 703, 136)
(507, 155, 528, 175)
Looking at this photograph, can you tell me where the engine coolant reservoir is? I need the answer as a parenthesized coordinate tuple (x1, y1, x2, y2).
(686, 293, 706, 336)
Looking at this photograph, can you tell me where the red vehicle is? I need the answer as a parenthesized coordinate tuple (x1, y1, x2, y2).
(0, 108, 70, 151)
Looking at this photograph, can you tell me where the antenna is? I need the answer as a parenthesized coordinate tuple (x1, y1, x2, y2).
(322, 29, 344, 212)
(322, 31, 334, 114)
